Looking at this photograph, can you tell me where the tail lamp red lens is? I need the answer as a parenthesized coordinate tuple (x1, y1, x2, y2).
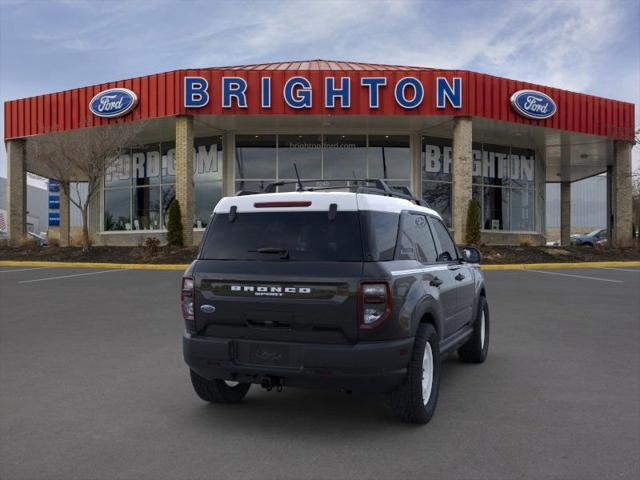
(358, 282, 392, 330)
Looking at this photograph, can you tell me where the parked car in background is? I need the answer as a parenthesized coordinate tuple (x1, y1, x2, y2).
(27, 231, 48, 246)
(0, 230, 48, 246)
(571, 229, 607, 247)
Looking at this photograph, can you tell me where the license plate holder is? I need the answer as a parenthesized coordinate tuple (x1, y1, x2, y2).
(235, 342, 294, 367)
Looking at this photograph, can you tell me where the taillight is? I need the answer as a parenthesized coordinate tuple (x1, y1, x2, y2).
(358, 281, 392, 330)
(181, 276, 194, 326)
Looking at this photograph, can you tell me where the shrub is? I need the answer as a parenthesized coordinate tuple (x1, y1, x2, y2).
(18, 237, 39, 249)
(465, 198, 481, 245)
(167, 200, 183, 247)
(144, 236, 161, 256)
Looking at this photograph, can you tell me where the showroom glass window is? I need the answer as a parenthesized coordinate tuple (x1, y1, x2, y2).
(234, 134, 410, 193)
(104, 153, 132, 231)
(194, 136, 223, 228)
(422, 137, 453, 226)
(103, 136, 223, 231)
(422, 137, 536, 232)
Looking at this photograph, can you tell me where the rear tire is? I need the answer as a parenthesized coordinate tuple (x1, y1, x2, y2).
(189, 370, 251, 404)
(458, 296, 489, 363)
(388, 323, 440, 424)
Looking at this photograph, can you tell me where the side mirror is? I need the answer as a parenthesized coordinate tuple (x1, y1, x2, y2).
(461, 246, 481, 264)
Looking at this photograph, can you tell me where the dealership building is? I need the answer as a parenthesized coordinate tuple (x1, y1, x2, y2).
(3, 60, 636, 246)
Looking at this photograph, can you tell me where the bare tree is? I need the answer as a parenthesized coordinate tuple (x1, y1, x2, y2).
(27, 122, 143, 251)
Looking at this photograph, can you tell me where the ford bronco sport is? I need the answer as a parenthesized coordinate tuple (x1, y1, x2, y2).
(182, 180, 489, 424)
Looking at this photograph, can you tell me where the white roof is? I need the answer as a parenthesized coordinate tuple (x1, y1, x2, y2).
(213, 191, 442, 219)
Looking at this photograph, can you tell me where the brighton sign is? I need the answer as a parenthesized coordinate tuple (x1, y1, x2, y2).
(183, 75, 464, 110)
(89, 88, 138, 118)
(510, 89, 557, 120)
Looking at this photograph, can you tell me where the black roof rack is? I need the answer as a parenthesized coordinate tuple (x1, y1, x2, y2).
(236, 179, 429, 208)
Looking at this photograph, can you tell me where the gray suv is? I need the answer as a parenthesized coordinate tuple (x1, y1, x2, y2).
(182, 180, 489, 424)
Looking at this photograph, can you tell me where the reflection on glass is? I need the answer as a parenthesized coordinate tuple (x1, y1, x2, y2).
(104, 188, 131, 231)
(472, 142, 483, 182)
(510, 189, 534, 231)
(278, 134, 322, 179)
(133, 186, 161, 230)
(162, 185, 175, 228)
(484, 187, 509, 230)
(322, 135, 366, 179)
(482, 143, 510, 187)
(161, 141, 176, 183)
(132, 144, 162, 187)
(235, 135, 276, 179)
(509, 147, 535, 188)
(422, 137, 452, 182)
(368, 135, 410, 179)
(194, 136, 222, 182)
(106, 153, 131, 188)
(235, 179, 275, 194)
(422, 181, 452, 227)
(194, 181, 222, 228)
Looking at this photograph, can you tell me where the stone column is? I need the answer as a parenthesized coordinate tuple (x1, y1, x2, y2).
(452, 117, 473, 244)
(610, 141, 633, 247)
(560, 181, 571, 246)
(175, 115, 194, 246)
(59, 182, 70, 247)
(6, 139, 27, 245)
(222, 133, 235, 197)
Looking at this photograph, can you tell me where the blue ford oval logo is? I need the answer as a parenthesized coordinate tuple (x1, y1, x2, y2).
(89, 88, 138, 118)
(510, 89, 556, 120)
(200, 304, 216, 314)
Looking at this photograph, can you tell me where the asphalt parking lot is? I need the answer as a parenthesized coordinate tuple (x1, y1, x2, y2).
(1, 265, 639, 480)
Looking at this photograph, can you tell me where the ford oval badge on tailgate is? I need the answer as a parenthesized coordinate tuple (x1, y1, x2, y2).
(200, 304, 216, 314)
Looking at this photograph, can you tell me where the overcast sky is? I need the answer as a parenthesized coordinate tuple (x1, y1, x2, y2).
(1, 0, 638, 181)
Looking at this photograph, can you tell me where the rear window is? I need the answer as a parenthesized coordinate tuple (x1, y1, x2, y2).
(201, 211, 363, 261)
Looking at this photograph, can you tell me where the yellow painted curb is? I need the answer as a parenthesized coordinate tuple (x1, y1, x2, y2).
(481, 261, 640, 270)
(1, 260, 639, 271)
(0, 260, 190, 270)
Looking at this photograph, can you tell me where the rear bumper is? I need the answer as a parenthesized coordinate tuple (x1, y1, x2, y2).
(183, 334, 414, 393)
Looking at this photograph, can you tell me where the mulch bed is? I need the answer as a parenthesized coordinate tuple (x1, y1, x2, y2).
(1, 244, 638, 265)
(479, 245, 640, 264)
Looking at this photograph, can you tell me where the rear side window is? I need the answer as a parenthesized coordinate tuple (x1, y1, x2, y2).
(201, 211, 363, 261)
(430, 217, 458, 262)
(396, 213, 438, 263)
(360, 211, 399, 261)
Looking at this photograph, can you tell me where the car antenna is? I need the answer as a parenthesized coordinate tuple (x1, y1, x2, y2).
(293, 163, 304, 191)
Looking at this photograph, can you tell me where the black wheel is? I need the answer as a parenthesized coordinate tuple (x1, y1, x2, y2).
(189, 370, 251, 404)
(388, 323, 440, 424)
(458, 296, 489, 363)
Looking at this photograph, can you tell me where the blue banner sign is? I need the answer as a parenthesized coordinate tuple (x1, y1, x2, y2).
(48, 212, 60, 227)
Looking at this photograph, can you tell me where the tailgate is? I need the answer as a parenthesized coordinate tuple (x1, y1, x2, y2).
(193, 260, 362, 344)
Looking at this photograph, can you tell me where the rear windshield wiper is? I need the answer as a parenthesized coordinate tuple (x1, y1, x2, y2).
(248, 247, 290, 260)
